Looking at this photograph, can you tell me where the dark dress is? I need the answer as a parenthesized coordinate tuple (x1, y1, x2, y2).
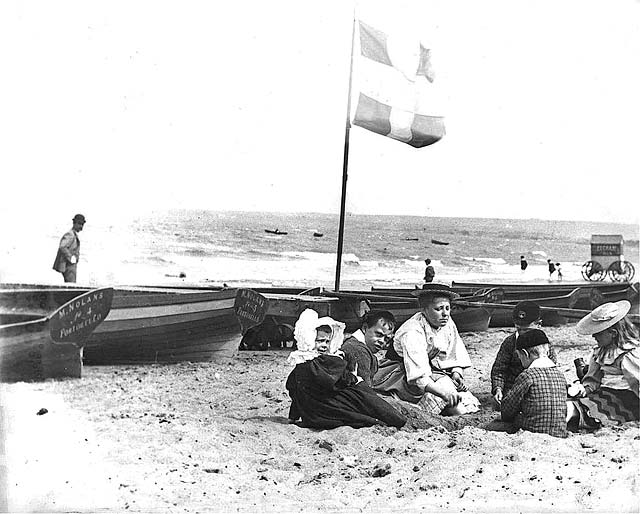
(285, 354, 406, 429)
(341, 336, 379, 387)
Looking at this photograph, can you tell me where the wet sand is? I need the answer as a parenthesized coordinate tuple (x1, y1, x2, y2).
(1, 324, 639, 512)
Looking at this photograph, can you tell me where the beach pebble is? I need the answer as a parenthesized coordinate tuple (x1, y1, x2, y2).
(371, 464, 391, 478)
(317, 440, 334, 452)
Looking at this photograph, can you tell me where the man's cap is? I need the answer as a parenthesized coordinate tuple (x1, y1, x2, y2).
(512, 301, 541, 325)
(411, 282, 459, 301)
(575, 300, 631, 336)
(516, 329, 549, 350)
(72, 214, 86, 224)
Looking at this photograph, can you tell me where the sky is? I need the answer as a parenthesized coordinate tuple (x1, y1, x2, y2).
(1, 0, 639, 226)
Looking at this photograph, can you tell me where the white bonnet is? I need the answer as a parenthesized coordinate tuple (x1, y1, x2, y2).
(293, 308, 346, 354)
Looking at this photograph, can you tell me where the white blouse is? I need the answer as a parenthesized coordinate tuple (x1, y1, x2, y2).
(393, 311, 472, 387)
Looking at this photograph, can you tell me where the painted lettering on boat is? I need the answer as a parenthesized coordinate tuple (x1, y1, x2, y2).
(234, 289, 268, 333)
(58, 312, 104, 339)
(57, 290, 105, 319)
(50, 288, 113, 343)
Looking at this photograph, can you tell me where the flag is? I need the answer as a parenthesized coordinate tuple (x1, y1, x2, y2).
(352, 20, 445, 148)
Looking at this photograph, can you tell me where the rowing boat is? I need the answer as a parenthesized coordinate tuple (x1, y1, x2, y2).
(0, 287, 113, 381)
(238, 287, 491, 349)
(85, 287, 243, 364)
(0, 284, 245, 364)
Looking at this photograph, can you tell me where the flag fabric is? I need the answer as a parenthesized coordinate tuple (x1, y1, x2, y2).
(359, 21, 393, 67)
(352, 20, 444, 148)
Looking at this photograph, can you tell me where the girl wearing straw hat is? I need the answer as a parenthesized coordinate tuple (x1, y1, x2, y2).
(567, 300, 639, 428)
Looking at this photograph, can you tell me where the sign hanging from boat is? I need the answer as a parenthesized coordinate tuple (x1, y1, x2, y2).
(49, 288, 114, 344)
(234, 289, 268, 334)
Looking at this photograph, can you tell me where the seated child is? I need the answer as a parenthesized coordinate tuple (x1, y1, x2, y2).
(285, 309, 406, 429)
(491, 301, 558, 407)
(501, 329, 567, 438)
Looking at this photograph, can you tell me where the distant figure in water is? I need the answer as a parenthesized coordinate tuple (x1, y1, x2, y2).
(556, 263, 563, 281)
(423, 258, 435, 283)
(52, 213, 86, 283)
(520, 256, 528, 272)
(547, 259, 556, 281)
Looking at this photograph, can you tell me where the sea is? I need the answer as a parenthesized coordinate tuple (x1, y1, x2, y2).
(1, 210, 638, 289)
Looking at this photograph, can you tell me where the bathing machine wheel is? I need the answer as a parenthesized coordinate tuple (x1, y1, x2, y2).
(581, 261, 605, 281)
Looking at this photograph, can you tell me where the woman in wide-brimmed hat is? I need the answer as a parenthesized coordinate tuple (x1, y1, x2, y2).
(568, 300, 639, 428)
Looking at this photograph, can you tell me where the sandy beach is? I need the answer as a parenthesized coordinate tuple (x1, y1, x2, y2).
(1, 324, 639, 513)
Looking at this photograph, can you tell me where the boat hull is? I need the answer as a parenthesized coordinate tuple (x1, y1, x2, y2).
(240, 289, 490, 351)
(84, 288, 241, 364)
(0, 284, 243, 365)
(0, 287, 113, 382)
(0, 318, 82, 382)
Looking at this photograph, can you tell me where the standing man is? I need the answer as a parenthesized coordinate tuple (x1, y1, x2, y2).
(520, 256, 528, 272)
(341, 310, 396, 387)
(423, 258, 435, 283)
(53, 214, 86, 283)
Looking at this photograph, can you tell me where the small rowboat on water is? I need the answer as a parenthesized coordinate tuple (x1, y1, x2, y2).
(431, 239, 449, 245)
(265, 229, 288, 235)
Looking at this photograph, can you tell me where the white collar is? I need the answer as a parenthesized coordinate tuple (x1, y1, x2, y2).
(529, 356, 555, 368)
(352, 329, 366, 344)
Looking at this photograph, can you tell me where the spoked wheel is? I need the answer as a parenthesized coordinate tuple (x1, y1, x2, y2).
(607, 261, 635, 282)
(581, 261, 605, 281)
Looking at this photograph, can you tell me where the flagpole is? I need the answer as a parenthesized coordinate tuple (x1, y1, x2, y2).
(334, 14, 356, 292)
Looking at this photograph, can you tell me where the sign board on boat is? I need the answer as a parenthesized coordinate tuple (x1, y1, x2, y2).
(49, 288, 114, 344)
(234, 288, 268, 334)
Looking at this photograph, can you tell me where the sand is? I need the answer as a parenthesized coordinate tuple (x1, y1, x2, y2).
(1, 324, 639, 513)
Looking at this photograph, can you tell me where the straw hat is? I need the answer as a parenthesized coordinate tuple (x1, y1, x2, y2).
(575, 300, 631, 335)
(411, 282, 459, 301)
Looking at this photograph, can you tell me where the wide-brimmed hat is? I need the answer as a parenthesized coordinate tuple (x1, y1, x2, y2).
(411, 282, 459, 301)
(72, 214, 86, 224)
(575, 300, 631, 335)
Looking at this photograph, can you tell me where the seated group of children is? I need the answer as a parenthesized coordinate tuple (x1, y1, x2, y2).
(285, 298, 639, 438)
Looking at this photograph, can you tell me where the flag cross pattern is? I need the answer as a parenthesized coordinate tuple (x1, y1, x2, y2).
(353, 20, 445, 148)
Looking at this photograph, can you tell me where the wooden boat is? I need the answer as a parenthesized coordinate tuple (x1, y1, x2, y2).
(238, 287, 491, 349)
(313, 232, 323, 237)
(0, 284, 245, 364)
(431, 239, 449, 245)
(265, 229, 288, 235)
(451, 280, 637, 293)
(457, 299, 640, 329)
(0, 287, 113, 382)
(84, 286, 243, 364)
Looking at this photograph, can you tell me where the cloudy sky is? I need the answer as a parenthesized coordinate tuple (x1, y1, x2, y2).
(1, 0, 638, 225)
